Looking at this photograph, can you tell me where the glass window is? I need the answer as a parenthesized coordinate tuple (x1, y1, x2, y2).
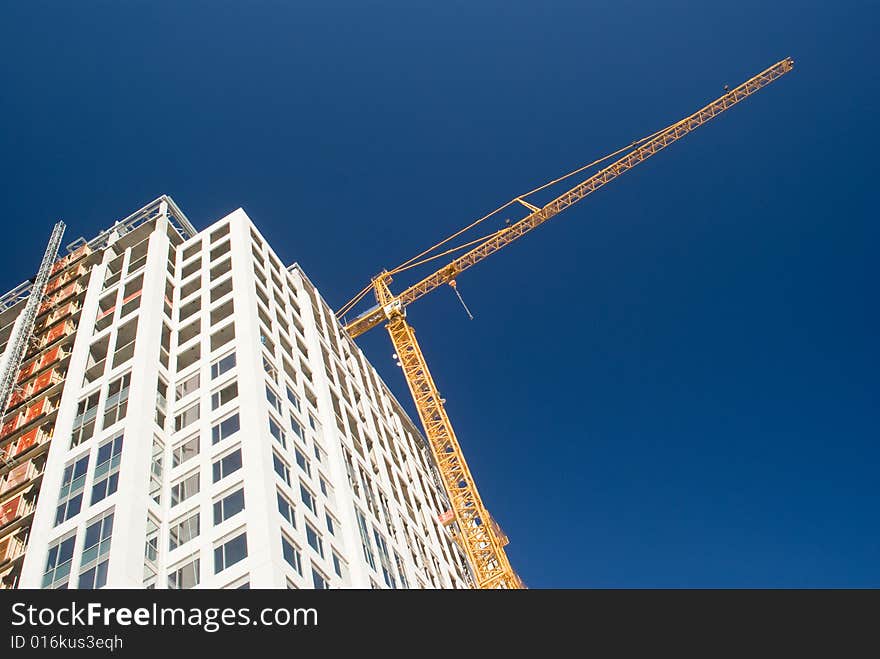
(269, 416, 286, 448)
(168, 557, 200, 589)
(312, 567, 329, 590)
(42, 534, 76, 589)
(71, 392, 100, 447)
(266, 384, 282, 414)
(325, 512, 337, 537)
(286, 386, 300, 411)
(212, 448, 242, 483)
(55, 455, 89, 525)
(169, 512, 200, 551)
(281, 535, 302, 575)
(213, 488, 245, 525)
(332, 552, 346, 579)
(305, 523, 324, 558)
(174, 403, 200, 432)
(171, 472, 199, 506)
(90, 434, 123, 504)
(211, 352, 236, 379)
(273, 452, 291, 486)
(300, 483, 316, 516)
(290, 415, 304, 440)
(277, 490, 296, 528)
(211, 412, 240, 444)
(175, 372, 200, 401)
(214, 532, 248, 573)
(355, 508, 376, 570)
(103, 373, 131, 428)
(295, 448, 311, 477)
(79, 511, 114, 589)
(211, 381, 238, 410)
(172, 434, 199, 467)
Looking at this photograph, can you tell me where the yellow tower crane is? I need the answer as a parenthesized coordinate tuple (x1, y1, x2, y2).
(338, 58, 795, 589)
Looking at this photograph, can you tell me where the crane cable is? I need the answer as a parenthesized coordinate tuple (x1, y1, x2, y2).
(337, 112, 692, 318)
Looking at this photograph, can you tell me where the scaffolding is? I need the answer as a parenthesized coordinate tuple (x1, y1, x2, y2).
(0, 222, 65, 422)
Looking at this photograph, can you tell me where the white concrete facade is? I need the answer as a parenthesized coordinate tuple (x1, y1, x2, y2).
(16, 203, 472, 589)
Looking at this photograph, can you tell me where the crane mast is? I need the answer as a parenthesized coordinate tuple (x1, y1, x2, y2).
(343, 58, 795, 588)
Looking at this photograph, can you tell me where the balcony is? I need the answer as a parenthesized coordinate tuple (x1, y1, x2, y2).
(5, 389, 27, 411)
(0, 532, 26, 565)
(15, 362, 34, 385)
(9, 426, 51, 461)
(0, 492, 35, 531)
(27, 367, 64, 397)
(22, 396, 54, 426)
(37, 319, 76, 349)
(0, 460, 40, 495)
(44, 263, 88, 296)
(50, 244, 92, 276)
(35, 300, 81, 331)
(38, 281, 83, 316)
(0, 563, 19, 588)
(36, 344, 69, 371)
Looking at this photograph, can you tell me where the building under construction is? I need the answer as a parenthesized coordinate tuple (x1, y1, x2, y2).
(0, 58, 794, 589)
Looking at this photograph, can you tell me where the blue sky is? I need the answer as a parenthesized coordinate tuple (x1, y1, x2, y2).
(1, 1, 876, 587)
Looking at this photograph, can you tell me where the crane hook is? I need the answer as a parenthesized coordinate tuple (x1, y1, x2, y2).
(449, 279, 474, 321)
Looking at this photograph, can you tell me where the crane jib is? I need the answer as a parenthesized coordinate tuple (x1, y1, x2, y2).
(340, 58, 794, 589)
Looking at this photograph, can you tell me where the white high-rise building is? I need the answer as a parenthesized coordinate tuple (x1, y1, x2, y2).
(0, 196, 472, 589)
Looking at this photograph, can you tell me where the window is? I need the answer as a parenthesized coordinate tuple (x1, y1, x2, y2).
(300, 483, 316, 516)
(79, 511, 114, 589)
(266, 384, 282, 414)
(263, 354, 277, 382)
(168, 557, 200, 589)
(175, 372, 200, 401)
(174, 403, 200, 432)
(211, 412, 240, 444)
(214, 488, 245, 525)
(211, 352, 236, 379)
(290, 415, 304, 440)
(42, 534, 76, 588)
(55, 455, 89, 525)
(281, 535, 302, 575)
(312, 567, 329, 590)
(269, 416, 286, 448)
(332, 552, 347, 580)
(305, 523, 324, 558)
(169, 512, 200, 551)
(313, 444, 326, 464)
(356, 508, 376, 570)
(91, 434, 123, 504)
(212, 448, 242, 482)
(295, 448, 311, 477)
(144, 518, 160, 588)
(103, 373, 131, 427)
(172, 435, 199, 467)
(273, 452, 291, 486)
(286, 386, 300, 411)
(214, 532, 248, 573)
(171, 472, 199, 506)
(155, 377, 168, 428)
(277, 490, 296, 528)
(373, 528, 396, 589)
(325, 512, 338, 537)
(394, 552, 409, 588)
(319, 475, 333, 500)
(149, 436, 163, 505)
(71, 392, 100, 447)
(211, 381, 238, 410)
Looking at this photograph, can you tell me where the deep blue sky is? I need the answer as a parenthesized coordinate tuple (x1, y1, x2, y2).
(1, 2, 876, 587)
